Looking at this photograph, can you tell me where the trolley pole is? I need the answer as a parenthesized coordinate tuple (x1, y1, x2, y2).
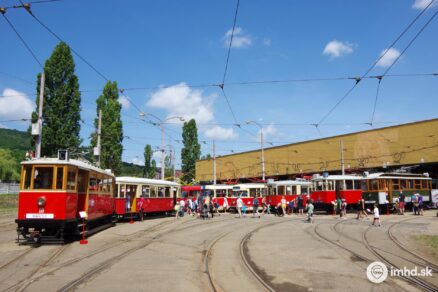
(96, 109, 102, 167)
(161, 123, 165, 180)
(213, 140, 216, 185)
(35, 72, 45, 159)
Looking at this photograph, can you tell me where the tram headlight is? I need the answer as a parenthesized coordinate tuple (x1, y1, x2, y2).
(37, 197, 46, 208)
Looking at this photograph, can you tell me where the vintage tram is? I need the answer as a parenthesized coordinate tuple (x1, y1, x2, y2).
(266, 180, 312, 207)
(361, 172, 432, 206)
(228, 183, 267, 210)
(16, 157, 115, 244)
(115, 177, 181, 220)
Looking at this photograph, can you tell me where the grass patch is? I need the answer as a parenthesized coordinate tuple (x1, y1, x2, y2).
(0, 194, 18, 210)
(416, 235, 438, 250)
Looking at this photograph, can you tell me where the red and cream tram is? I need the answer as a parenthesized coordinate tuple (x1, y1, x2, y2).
(180, 185, 202, 201)
(266, 180, 312, 207)
(16, 157, 115, 243)
(310, 174, 362, 211)
(228, 183, 266, 210)
(115, 177, 181, 220)
(204, 184, 233, 210)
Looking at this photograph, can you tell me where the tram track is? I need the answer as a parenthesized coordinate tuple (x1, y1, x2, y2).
(363, 225, 438, 292)
(56, 215, 236, 292)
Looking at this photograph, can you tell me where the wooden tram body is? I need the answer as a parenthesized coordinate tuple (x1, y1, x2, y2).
(115, 177, 181, 220)
(361, 173, 432, 206)
(310, 174, 362, 211)
(266, 180, 312, 207)
(16, 158, 115, 244)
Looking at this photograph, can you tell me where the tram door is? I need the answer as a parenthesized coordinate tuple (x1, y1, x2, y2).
(125, 185, 137, 212)
(77, 169, 89, 215)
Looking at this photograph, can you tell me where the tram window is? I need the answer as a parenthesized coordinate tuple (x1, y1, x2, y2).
(150, 187, 157, 198)
(165, 187, 171, 198)
(400, 180, 407, 190)
(66, 168, 76, 191)
(361, 181, 368, 191)
(345, 180, 353, 190)
(55, 167, 64, 190)
(392, 179, 400, 191)
(97, 175, 103, 192)
(89, 173, 98, 192)
(106, 177, 113, 194)
(33, 167, 54, 189)
(77, 170, 87, 193)
(157, 187, 165, 197)
(141, 186, 150, 197)
(181, 191, 188, 198)
(278, 186, 285, 195)
(421, 180, 429, 189)
(217, 190, 226, 197)
(22, 165, 32, 190)
(316, 181, 323, 191)
(127, 185, 137, 198)
(379, 179, 386, 190)
(414, 180, 421, 189)
(370, 180, 379, 191)
(119, 184, 126, 198)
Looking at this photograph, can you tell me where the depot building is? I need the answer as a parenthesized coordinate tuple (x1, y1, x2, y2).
(196, 119, 438, 183)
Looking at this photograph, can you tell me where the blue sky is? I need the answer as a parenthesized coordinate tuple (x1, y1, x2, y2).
(1, 0, 437, 168)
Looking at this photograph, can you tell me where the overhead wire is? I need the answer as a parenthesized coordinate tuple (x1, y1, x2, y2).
(316, 0, 436, 126)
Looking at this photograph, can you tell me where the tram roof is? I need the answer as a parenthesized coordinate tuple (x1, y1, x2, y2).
(312, 175, 362, 181)
(116, 176, 180, 186)
(267, 180, 312, 186)
(363, 172, 431, 180)
(21, 158, 113, 176)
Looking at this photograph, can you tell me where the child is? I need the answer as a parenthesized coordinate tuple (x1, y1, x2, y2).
(372, 204, 381, 227)
(306, 200, 314, 223)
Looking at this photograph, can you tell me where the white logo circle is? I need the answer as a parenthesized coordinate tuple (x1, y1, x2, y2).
(367, 261, 388, 283)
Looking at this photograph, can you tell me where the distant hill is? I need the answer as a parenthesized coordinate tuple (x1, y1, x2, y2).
(0, 128, 31, 162)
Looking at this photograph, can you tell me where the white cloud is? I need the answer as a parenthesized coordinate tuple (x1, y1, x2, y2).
(261, 124, 278, 141)
(323, 40, 354, 59)
(223, 27, 252, 48)
(412, 0, 436, 9)
(376, 48, 401, 68)
(118, 95, 130, 109)
(263, 38, 272, 47)
(204, 126, 238, 140)
(0, 88, 34, 120)
(147, 83, 215, 125)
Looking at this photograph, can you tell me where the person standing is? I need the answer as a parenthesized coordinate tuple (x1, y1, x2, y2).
(223, 197, 229, 214)
(372, 204, 381, 227)
(252, 196, 260, 218)
(306, 200, 314, 223)
(186, 198, 192, 216)
(417, 193, 424, 215)
(341, 199, 347, 219)
(261, 197, 268, 214)
(179, 199, 186, 217)
(236, 196, 243, 218)
(288, 198, 295, 215)
(280, 196, 287, 216)
(297, 195, 304, 215)
(399, 192, 405, 215)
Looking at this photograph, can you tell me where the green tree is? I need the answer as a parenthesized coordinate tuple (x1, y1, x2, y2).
(144, 144, 155, 178)
(31, 42, 82, 156)
(181, 119, 200, 183)
(0, 148, 20, 181)
(91, 81, 123, 174)
(164, 154, 173, 181)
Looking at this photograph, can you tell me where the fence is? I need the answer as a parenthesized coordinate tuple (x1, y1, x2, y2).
(0, 182, 19, 195)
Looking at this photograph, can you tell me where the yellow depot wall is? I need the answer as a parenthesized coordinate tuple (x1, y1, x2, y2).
(196, 119, 438, 182)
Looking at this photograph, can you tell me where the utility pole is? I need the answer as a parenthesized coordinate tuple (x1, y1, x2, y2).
(160, 123, 165, 180)
(213, 140, 216, 185)
(96, 109, 102, 167)
(340, 140, 346, 189)
(35, 72, 45, 159)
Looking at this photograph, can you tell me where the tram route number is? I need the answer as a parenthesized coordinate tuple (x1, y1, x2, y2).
(26, 213, 54, 219)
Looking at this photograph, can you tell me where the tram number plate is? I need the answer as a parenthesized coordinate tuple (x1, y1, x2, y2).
(26, 213, 54, 219)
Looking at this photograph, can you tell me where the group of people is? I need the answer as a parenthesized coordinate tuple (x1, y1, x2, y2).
(394, 192, 424, 215)
(175, 195, 224, 219)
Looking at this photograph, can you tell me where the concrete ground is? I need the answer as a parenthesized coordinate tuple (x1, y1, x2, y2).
(0, 210, 436, 292)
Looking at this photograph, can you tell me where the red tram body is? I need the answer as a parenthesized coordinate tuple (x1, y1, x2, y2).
(115, 177, 181, 220)
(310, 175, 362, 211)
(16, 158, 116, 244)
(266, 180, 312, 207)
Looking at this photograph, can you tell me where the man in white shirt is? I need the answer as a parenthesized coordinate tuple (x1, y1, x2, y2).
(179, 199, 186, 217)
(236, 196, 243, 218)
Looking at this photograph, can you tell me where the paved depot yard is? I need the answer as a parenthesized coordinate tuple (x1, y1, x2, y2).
(0, 211, 436, 291)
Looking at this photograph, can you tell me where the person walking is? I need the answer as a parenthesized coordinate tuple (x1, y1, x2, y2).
(261, 197, 268, 214)
(179, 199, 186, 217)
(236, 196, 243, 218)
(186, 198, 192, 216)
(372, 204, 381, 227)
(288, 198, 295, 215)
(252, 196, 260, 218)
(418, 193, 424, 215)
(356, 197, 368, 220)
(341, 199, 347, 219)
